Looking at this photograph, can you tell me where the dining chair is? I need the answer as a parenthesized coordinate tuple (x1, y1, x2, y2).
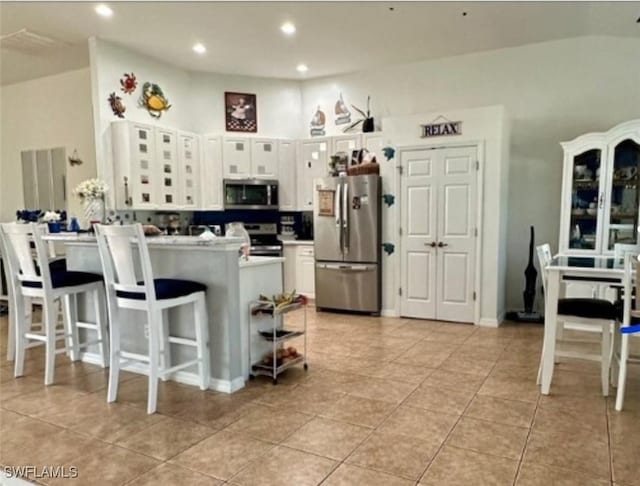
(94, 223, 210, 414)
(0, 222, 108, 385)
(536, 243, 616, 396)
(612, 252, 640, 410)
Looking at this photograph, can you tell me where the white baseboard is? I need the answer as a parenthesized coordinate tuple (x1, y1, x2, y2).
(381, 308, 399, 317)
(477, 311, 506, 328)
(80, 352, 244, 394)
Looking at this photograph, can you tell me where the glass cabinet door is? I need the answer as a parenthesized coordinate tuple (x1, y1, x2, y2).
(568, 148, 602, 251)
(605, 139, 640, 250)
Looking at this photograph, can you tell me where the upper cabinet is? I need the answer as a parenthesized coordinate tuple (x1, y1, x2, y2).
(278, 140, 297, 211)
(111, 121, 201, 210)
(177, 132, 200, 210)
(559, 120, 640, 254)
(299, 138, 330, 210)
(222, 137, 252, 178)
(112, 121, 159, 210)
(251, 139, 279, 179)
(331, 134, 362, 155)
(201, 135, 224, 210)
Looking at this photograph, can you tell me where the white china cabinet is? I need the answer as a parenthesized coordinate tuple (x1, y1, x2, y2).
(177, 131, 201, 209)
(298, 138, 330, 210)
(278, 139, 297, 210)
(559, 119, 640, 255)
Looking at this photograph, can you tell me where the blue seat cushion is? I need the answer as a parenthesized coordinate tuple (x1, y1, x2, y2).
(116, 278, 206, 300)
(558, 298, 617, 320)
(23, 270, 102, 289)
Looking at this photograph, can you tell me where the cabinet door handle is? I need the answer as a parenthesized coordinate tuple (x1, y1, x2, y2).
(425, 242, 437, 247)
(438, 242, 449, 248)
(599, 193, 604, 209)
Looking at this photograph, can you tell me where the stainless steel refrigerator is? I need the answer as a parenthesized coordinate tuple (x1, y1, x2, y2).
(313, 174, 381, 314)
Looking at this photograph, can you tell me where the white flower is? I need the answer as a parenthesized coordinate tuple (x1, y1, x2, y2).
(42, 211, 60, 222)
(73, 178, 109, 202)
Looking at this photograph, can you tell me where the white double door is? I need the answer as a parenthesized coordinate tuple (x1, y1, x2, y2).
(400, 145, 478, 323)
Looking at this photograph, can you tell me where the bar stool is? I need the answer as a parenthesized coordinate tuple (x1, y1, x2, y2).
(94, 224, 210, 414)
(0, 223, 108, 385)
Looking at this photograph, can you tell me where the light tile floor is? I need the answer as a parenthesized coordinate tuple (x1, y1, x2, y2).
(1, 309, 639, 486)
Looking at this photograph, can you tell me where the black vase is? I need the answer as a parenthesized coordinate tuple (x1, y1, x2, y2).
(363, 117, 375, 133)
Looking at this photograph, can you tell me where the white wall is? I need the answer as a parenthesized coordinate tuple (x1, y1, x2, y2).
(89, 38, 303, 207)
(0, 68, 97, 221)
(301, 35, 640, 313)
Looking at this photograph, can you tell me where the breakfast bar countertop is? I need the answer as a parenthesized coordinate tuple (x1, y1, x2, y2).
(43, 233, 244, 249)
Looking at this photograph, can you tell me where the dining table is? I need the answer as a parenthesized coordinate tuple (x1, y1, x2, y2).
(541, 255, 625, 395)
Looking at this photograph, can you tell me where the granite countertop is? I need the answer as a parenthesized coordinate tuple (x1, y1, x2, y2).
(43, 233, 244, 248)
(279, 239, 314, 246)
(239, 256, 285, 268)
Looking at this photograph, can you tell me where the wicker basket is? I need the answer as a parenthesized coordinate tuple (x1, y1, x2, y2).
(347, 162, 380, 176)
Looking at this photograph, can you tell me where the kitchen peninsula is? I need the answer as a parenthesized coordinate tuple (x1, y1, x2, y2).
(45, 234, 284, 393)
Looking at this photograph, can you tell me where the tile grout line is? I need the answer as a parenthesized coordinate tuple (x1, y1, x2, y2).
(511, 389, 542, 486)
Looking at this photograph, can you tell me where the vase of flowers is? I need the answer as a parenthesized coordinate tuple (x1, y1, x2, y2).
(73, 178, 109, 228)
(42, 211, 62, 233)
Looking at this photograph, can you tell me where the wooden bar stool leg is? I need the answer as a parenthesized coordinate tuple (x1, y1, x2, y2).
(93, 288, 108, 368)
(43, 297, 58, 385)
(615, 332, 630, 411)
(601, 321, 612, 397)
(14, 296, 28, 378)
(63, 294, 80, 362)
(194, 294, 209, 390)
(160, 309, 171, 381)
(147, 311, 161, 414)
(107, 306, 121, 403)
(611, 320, 621, 387)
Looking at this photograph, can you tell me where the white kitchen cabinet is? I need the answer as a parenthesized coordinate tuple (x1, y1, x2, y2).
(251, 139, 279, 179)
(295, 245, 315, 299)
(222, 137, 251, 178)
(111, 121, 159, 209)
(155, 129, 180, 208)
(177, 131, 200, 209)
(362, 132, 384, 160)
(278, 140, 297, 210)
(201, 135, 224, 210)
(299, 138, 329, 210)
(331, 134, 362, 156)
(283, 245, 297, 293)
(559, 119, 640, 255)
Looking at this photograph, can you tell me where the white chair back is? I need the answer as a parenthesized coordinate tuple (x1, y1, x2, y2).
(0, 223, 53, 294)
(614, 243, 639, 264)
(94, 224, 157, 303)
(536, 243, 553, 294)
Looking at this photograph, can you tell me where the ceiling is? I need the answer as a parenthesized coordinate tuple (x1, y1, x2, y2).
(1, 2, 639, 85)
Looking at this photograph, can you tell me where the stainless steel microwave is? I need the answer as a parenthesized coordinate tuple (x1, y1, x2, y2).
(223, 179, 279, 210)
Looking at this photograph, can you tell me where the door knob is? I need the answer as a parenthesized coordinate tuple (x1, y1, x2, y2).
(437, 242, 448, 248)
(425, 242, 437, 247)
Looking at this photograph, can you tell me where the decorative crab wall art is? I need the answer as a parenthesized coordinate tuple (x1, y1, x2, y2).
(108, 92, 126, 118)
(120, 73, 137, 94)
(139, 82, 171, 119)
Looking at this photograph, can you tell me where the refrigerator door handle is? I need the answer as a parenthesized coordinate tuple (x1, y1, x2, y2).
(335, 184, 343, 255)
(318, 263, 374, 271)
(342, 181, 349, 252)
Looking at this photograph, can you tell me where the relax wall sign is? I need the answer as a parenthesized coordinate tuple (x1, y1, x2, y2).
(420, 120, 462, 138)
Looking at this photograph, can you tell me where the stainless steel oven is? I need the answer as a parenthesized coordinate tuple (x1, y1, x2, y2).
(224, 179, 278, 210)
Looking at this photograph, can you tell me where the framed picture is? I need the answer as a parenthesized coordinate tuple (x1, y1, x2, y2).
(317, 189, 335, 217)
(225, 92, 257, 133)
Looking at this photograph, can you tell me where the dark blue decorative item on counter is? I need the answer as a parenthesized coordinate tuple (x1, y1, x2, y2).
(16, 210, 42, 222)
(47, 222, 61, 233)
(68, 217, 80, 233)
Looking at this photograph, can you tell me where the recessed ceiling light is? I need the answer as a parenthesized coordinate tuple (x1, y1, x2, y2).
(281, 22, 296, 35)
(296, 63, 308, 73)
(95, 4, 113, 17)
(192, 43, 206, 54)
